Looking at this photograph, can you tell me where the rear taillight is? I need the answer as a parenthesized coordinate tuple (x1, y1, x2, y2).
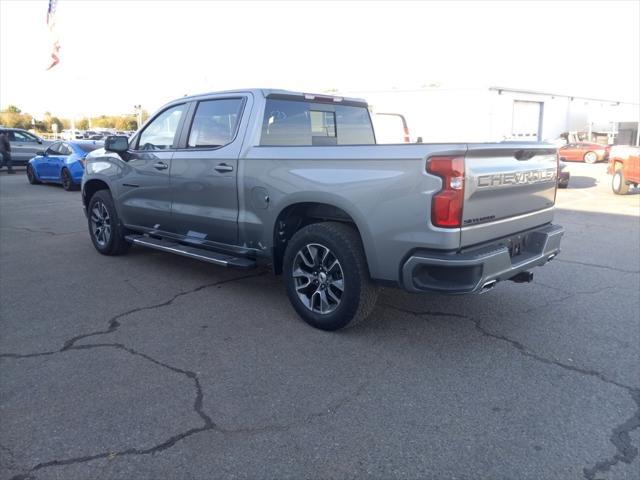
(79, 157, 86, 168)
(427, 156, 465, 228)
(403, 125, 410, 143)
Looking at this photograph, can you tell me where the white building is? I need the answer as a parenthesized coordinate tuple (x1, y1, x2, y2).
(343, 86, 640, 145)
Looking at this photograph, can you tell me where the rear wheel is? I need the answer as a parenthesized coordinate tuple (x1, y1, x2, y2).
(61, 168, 76, 191)
(26, 165, 40, 184)
(88, 190, 130, 255)
(612, 170, 630, 195)
(584, 151, 598, 164)
(283, 222, 378, 331)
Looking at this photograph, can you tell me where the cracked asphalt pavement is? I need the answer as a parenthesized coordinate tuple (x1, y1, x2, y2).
(1, 162, 638, 480)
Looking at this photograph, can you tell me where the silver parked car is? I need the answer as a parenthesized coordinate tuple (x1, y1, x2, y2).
(0, 127, 53, 166)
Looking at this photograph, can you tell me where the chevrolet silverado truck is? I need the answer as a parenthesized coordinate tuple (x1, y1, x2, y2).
(82, 89, 564, 331)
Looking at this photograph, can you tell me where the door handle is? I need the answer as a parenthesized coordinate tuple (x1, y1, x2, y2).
(214, 163, 234, 173)
(153, 161, 168, 170)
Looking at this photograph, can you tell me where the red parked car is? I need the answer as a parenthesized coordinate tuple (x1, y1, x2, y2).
(608, 145, 640, 194)
(558, 142, 609, 164)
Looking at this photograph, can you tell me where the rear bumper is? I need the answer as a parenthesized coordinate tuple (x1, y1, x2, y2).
(401, 224, 564, 294)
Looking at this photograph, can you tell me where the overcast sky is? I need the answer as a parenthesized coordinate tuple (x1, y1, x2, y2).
(1, 0, 638, 119)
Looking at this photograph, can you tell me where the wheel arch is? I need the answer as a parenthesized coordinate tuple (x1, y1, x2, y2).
(271, 200, 374, 276)
(83, 178, 111, 210)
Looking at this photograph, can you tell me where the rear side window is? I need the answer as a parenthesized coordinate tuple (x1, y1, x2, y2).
(137, 104, 186, 150)
(260, 99, 375, 146)
(187, 98, 244, 148)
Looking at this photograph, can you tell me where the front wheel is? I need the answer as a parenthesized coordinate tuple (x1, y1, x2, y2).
(283, 222, 379, 331)
(584, 151, 598, 164)
(87, 190, 130, 255)
(612, 170, 630, 195)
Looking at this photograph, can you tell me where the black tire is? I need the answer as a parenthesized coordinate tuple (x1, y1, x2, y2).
(283, 222, 379, 331)
(87, 190, 131, 255)
(584, 151, 598, 164)
(26, 165, 40, 184)
(612, 170, 630, 195)
(61, 168, 76, 191)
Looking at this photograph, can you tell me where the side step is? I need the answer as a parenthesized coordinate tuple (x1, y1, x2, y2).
(125, 235, 256, 269)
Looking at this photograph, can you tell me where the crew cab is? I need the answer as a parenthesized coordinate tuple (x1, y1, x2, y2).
(608, 145, 640, 195)
(82, 89, 564, 331)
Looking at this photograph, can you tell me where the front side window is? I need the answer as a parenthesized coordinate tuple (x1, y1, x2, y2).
(187, 98, 243, 148)
(60, 143, 73, 155)
(12, 131, 38, 143)
(137, 104, 186, 150)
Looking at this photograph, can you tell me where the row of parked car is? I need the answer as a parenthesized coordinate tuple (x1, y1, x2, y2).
(1, 126, 638, 195)
(61, 129, 135, 141)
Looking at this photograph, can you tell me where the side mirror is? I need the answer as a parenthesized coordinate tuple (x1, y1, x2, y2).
(37, 150, 46, 156)
(104, 135, 129, 153)
(37, 138, 43, 144)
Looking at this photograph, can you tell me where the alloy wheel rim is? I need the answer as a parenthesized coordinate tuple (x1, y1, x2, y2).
(585, 152, 596, 163)
(90, 201, 111, 247)
(292, 243, 344, 315)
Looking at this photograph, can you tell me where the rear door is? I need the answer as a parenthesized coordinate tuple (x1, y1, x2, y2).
(169, 95, 249, 245)
(461, 143, 558, 246)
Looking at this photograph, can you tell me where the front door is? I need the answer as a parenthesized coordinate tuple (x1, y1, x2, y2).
(117, 103, 188, 232)
(9, 130, 42, 163)
(169, 96, 247, 245)
(38, 142, 60, 178)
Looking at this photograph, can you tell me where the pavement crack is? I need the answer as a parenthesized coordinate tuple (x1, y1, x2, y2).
(0, 226, 84, 237)
(3, 270, 270, 478)
(2, 271, 267, 359)
(387, 300, 640, 478)
(380, 302, 470, 319)
(218, 380, 370, 436)
(472, 317, 640, 480)
(555, 258, 639, 274)
(62, 270, 267, 351)
(11, 342, 217, 476)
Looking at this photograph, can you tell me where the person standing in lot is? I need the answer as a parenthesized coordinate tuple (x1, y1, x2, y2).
(0, 131, 15, 174)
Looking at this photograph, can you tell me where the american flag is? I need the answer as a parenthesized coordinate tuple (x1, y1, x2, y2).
(46, 0, 60, 70)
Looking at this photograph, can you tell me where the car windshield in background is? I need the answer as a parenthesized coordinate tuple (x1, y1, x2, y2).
(77, 142, 104, 153)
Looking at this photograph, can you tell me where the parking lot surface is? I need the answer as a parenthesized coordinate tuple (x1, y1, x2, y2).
(1, 162, 638, 480)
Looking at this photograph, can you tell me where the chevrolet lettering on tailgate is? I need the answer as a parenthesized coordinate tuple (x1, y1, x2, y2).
(477, 168, 557, 188)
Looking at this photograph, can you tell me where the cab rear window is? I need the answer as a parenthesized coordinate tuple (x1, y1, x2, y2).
(260, 98, 375, 146)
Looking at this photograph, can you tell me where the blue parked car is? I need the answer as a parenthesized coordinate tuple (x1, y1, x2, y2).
(27, 140, 103, 191)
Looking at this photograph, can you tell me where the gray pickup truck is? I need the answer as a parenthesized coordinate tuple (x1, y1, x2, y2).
(82, 89, 564, 330)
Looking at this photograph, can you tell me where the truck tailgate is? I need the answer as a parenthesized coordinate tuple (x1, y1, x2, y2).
(461, 143, 558, 247)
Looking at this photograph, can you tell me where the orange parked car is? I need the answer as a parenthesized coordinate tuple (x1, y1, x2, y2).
(558, 142, 609, 164)
(608, 145, 640, 194)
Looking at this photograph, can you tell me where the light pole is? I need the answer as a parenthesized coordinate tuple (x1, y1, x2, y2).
(134, 105, 142, 130)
